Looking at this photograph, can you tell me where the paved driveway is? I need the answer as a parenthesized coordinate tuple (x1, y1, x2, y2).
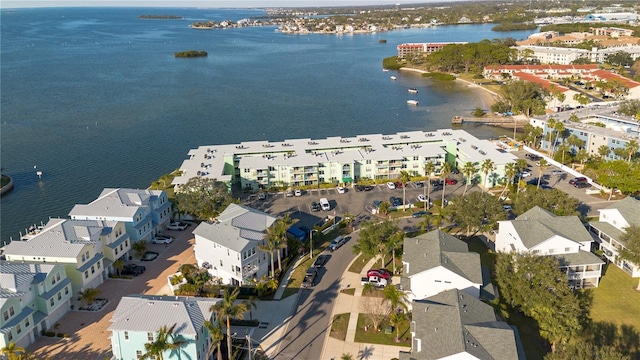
(28, 227, 196, 360)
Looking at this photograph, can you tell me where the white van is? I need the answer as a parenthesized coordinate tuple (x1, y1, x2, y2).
(320, 198, 331, 211)
(328, 236, 345, 252)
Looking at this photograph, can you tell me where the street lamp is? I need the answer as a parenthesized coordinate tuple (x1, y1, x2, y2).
(310, 229, 318, 260)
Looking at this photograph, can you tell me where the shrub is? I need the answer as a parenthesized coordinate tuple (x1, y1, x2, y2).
(45, 331, 56, 337)
(57, 333, 65, 337)
(421, 72, 456, 81)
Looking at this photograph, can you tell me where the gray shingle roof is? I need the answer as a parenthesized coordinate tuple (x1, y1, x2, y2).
(552, 250, 605, 267)
(193, 204, 277, 253)
(402, 230, 482, 286)
(603, 197, 640, 227)
(515, 205, 555, 221)
(109, 295, 220, 335)
(0, 261, 57, 295)
(511, 215, 593, 249)
(69, 188, 165, 219)
(589, 221, 625, 243)
(2, 218, 114, 259)
(409, 289, 520, 360)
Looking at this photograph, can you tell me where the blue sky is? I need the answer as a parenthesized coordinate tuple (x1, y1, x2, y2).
(2, 0, 447, 9)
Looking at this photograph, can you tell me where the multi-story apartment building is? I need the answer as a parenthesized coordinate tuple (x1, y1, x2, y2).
(514, 45, 640, 65)
(69, 188, 172, 243)
(109, 295, 220, 360)
(173, 129, 517, 192)
(2, 218, 130, 294)
(396, 42, 467, 59)
(588, 197, 640, 278)
(193, 204, 277, 285)
(0, 262, 72, 349)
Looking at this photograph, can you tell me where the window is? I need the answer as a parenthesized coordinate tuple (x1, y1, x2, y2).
(9, 307, 14, 317)
(136, 350, 142, 359)
(91, 266, 95, 274)
(3, 311, 8, 321)
(16, 324, 22, 334)
(124, 331, 129, 340)
(65, 286, 69, 295)
(25, 318, 30, 327)
(97, 262, 101, 269)
(565, 247, 571, 252)
(84, 271, 89, 279)
(548, 249, 555, 254)
(7, 331, 12, 341)
(50, 298, 55, 307)
(148, 332, 154, 341)
(220, 260, 223, 267)
(57, 292, 62, 301)
(56, 273, 61, 281)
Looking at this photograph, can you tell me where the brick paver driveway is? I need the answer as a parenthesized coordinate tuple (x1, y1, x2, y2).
(28, 228, 196, 360)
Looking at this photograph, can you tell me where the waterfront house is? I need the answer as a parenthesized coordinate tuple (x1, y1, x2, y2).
(173, 129, 516, 192)
(495, 206, 604, 288)
(109, 295, 220, 360)
(0, 262, 72, 349)
(193, 204, 277, 285)
(69, 188, 172, 243)
(401, 230, 483, 302)
(2, 218, 130, 294)
(398, 288, 524, 360)
(588, 197, 640, 278)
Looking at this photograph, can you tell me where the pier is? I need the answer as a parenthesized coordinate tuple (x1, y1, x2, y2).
(452, 115, 529, 128)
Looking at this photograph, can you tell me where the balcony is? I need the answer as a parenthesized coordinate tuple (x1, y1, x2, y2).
(242, 264, 259, 279)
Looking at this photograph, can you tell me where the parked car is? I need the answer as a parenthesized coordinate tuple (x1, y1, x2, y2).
(152, 235, 174, 244)
(394, 182, 403, 189)
(361, 275, 388, 288)
(445, 178, 457, 185)
(354, 185, 364, 192)
(302, 267, 318, 288)
(372, 200, 382, 209)
(417, 194, 429, 202)
(517, 172, 532, 178)
(525, 154, 542, 161)
(328, 236, 345, 252)
(257, 193, 267, 201)
(386, 182, 396, 190)
(310, 202, 321, 212)
(337, 186, 347, 194)
(574, 182, 591, 189)
(140, 251, 159, 261)
(389, 196, 402, 207)
(367, 268, 392, 280)
(569, 177, 588, 185)
(412, 210, 432, 218)
(122, 264, 146, 276)
(285, 190, 294, 197)
(294, 189, 302, 197)
(502, 205, 512, 212)
(414, 181, 425, 188)
(363, 185, 373, 191)
(551, 170, 565, 176)
(167, 221, 188, 231)
(313, 254, 329, 268)
(320, 198, 331, 211)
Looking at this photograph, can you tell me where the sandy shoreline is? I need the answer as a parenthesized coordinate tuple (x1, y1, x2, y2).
(399, 67, 501, 109)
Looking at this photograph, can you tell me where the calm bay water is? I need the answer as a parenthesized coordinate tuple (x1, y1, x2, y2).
(0, 7, 534, 243)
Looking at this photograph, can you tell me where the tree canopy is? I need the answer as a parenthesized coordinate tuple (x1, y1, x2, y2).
(353, 220, 401, 268)
(425, 40, 516, 74)
(175, 177, 236, 220)
(492, 80, 548, 117)
(448, 191, 506, 235)
(513, 187, 579, 216)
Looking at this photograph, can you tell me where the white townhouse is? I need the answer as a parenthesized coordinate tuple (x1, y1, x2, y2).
(2, 218, 131, 294)
(398, 289, 524, 360)
(173, 129, 517, 192)
(69, 188, 172, 243)
(193, 204, 277, 285)
(495, 206, 604, 288)
(401, 230, 483, 302)
(588, 197, 640, 278)
(0, 262, 72, 349)
(109, 295, 221, 360)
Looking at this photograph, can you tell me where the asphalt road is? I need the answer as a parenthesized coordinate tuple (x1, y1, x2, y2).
(272, 232, 360, 360)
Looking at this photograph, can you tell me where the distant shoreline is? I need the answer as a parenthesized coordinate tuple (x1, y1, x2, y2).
(399, 67, 501, 109)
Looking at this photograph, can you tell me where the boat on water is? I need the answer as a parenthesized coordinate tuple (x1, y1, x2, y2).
(408, 88, 418, 94)
(382, 68, 390, 72)
(407, 100, 419, 106)
(390, 76, 397, 80)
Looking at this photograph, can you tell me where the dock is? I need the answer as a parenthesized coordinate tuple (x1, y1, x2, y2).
(452, 115, 529, 127)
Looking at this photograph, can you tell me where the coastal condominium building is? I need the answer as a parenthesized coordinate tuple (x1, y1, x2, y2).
(69, 188, 172, 243)
(0, 262, 72, 349)
(172, 129, 518, 192)
(2, 218, 130, 294)
(396, 42, 467, 59)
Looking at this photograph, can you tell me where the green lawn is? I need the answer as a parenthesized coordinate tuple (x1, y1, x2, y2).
(329, 313, 350, 341)
(589, 265, 640, 330)
(354, 313, 411, 347)
(348, 253, 374, 274)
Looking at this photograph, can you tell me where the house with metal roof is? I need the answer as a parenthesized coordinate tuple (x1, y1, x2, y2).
(109, 295, 220, 360)
(588, 196, 640, 278)
(0, 262, 72, 349)
(398, 289, 525, 360)
(495, 206, 604, 288)
(401, 230, 483, 302)
(2, 218, 130, 294)
(69, 188, 172, 243)
(193, 204, 277, 285)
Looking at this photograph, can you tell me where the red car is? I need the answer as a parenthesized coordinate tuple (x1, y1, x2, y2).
(394, 182, 403, 188)
(367, 269, 392, 280)
(445, 178, 457, 185)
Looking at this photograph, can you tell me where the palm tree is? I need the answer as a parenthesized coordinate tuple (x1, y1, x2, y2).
(387, 230, 404, 274)
(624, 139, 639, 164)
(379, 201, 391, 216)
(131, 240, 147, 259)
(515, 159, 528, 194)
(431, 207, 448, 230)
(480, 159, 495, 189)
(551, 121, 566, 157)
(210, 287, 252, 360)
(204, 319, 224, 360)
(537, 158, 548, 189)
(113, 258, 125, 276)
(275, 214, 294, 273)
(389, 311, 405, 343)
(398, 170, 411, 212)
(499, 162, 517, 199)
(1, 342, 26, 360)
(259, 227, 278, 278)
(341, 353, 354, 360)
(418, 215, 430, 232)
(141, 323, 187, 360)
(253, 275, 278, 297)
(557, 142, 571, 164)
(342, 211, 354, 232)
(461, 161, 477, 196)
(423, 161, 436, 211)
(439, 162, 452, 209)
(78, 288, 100, 307)
(598, 144, 611, 159)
